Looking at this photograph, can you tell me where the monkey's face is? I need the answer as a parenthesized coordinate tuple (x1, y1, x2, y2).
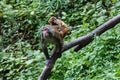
(41, 27, 50, 39)
(41, 25, 54, 39)
(49, 17, 58, 25)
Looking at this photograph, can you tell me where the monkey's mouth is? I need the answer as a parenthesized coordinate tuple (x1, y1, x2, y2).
(52, 22, 58, 25)
(42, 32, 48, 38)
(42, 32, 52, 39)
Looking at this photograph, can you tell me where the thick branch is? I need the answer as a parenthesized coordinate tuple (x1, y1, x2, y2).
(38, 14, 120, 80)
(62, 14, 120, 52)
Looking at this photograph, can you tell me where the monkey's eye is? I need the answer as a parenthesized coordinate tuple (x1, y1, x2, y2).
(42, 28, 47, 31)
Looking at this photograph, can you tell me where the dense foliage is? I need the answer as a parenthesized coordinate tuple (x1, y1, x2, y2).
(0, 0, 120, 80)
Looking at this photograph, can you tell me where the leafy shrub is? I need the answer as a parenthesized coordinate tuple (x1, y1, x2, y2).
(0, 0, 120, 80)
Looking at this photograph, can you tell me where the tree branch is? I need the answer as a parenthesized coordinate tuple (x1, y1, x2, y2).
(73, 14, 120, 51)
(38, 14, 120, 80)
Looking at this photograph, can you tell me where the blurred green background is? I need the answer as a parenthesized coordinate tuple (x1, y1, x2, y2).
(0, 0, 120, 80)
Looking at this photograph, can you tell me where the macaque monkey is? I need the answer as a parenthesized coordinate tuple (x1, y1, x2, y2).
(41, 25, 63, 60)
(48, 16, 71, 38)
(41, 17, 71, 60)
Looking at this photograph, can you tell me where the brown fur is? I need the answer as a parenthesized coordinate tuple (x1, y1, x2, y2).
(48, 16, 69, 38)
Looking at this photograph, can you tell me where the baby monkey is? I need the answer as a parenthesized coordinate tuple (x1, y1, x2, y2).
(48, 16, 71, 38)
